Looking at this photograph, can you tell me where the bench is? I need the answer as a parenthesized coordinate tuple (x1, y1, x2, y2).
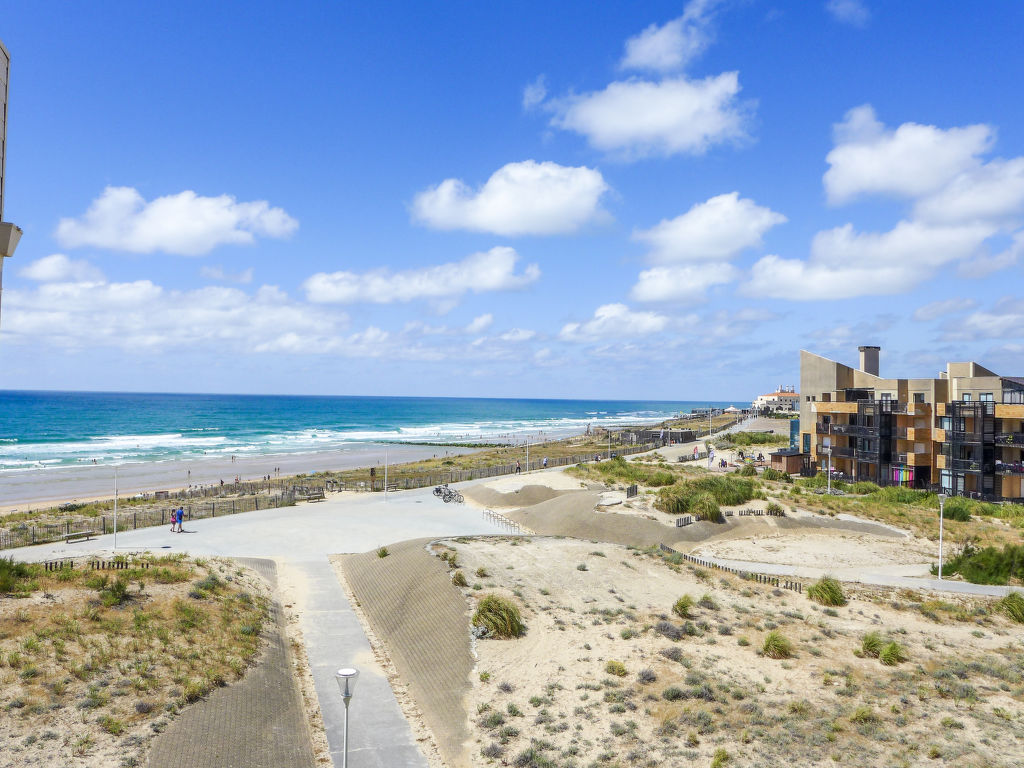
(305, 491, 326, 502)
(63, 531, 94, 543)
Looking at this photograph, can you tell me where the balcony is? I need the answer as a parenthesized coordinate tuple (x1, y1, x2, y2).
(813, 401, 858, 414)
(933, 428, 946, 442)
(816, 444, 855, 458)
(894, 452, 930, 467)
(943, 430, 985, 444)
(995, 432, 1024, 446)
(906, 403, 932, 417)
(944, 457, 992, 473)
(995, 404, 1024, 419)
(996, 461, 1024, 475)
(816, 423, 874, 437)
(907, 427, 931, 441)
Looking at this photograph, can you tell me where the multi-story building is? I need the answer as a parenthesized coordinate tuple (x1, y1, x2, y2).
(752, 386, 799, 413)
(799, 346, 1024, 502)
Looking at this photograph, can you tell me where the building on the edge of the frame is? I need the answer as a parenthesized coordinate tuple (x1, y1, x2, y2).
(799, 345, 1024, 502)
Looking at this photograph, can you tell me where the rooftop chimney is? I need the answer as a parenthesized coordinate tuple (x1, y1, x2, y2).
(858, 345, 880, 376)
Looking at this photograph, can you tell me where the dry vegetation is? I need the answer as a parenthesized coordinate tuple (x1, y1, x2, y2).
(444, 537, 1024, 768)
(0, 554, 269, 768)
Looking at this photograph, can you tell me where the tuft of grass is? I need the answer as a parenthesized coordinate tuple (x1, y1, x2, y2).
(376, 546, 390, 558)
(807, 576, 847, 607)
(637, 668, 656, 684)
(849, 706, 879, 725)
(761, 631, 792, 659)
(605, 660, 627, 677)
(698, 593, 719, 611)
(997, 591, 1024, 623)
(476, 567, 490, 578)
(711, 748, 730, 768)
(576, 563, 588, 571)
(673, 594, 694, 619)
(0, 557, 37, 594)
(879, 641, 907, 666)
(472, 594, 526, 639)
(452, 570, 468, 587)
(860, 631, 883, 658)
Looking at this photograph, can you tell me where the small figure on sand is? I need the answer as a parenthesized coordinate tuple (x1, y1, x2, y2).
(515, 460, 522, 474)
(542, 457, 548, 469)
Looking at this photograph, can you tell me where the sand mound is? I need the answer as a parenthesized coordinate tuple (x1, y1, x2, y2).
(336, 540, 473, 768)
(463, 483, 568, 508)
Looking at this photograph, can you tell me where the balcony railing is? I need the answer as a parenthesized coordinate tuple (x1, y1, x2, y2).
(946, 457, 992, 473)
(996, 462, 1024, 475)
(816, 423, 874, 436)
(943, 430, 985, 444)
(995, 433, 1024, 446)
(816, 444, 855, 458)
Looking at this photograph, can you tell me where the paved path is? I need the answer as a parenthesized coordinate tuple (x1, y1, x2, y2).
(147, 558, 316, 768)
(340, 539, 473, 768)
(290, 558, 429, 768)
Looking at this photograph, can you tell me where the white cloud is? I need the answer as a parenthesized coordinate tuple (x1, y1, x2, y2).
(620, 0, 721, 73)
(634, 192, 785, 263)
(500, 328, 536, 342)
(465, 314, 494, 334)
(631, 263, 737, 302)
(944, 298, 1024, 342)
(4, 275, 355, 355)
(19, 254, 104, 282)
(826, 0, 870, 27)
(412, 161, 609, 236)
(913, 298, 977, 322)
(549, 73, 748, 158)
(560, 303, 668, 341)
(522, 75, 547, 109)
(303, 246, 540, 306)
(200, 265, 254, 284)
(957, 231, 1024, 277)
(824, 106, 993, 204)
(914, 158, 1024, 224)
(56, 186, 298, 256)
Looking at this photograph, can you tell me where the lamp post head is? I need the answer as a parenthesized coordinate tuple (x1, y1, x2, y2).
(335, 667, 359, 704)
(937, 493, 948, 503)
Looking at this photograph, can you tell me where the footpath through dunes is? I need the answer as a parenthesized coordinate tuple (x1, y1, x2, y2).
(334, 539, 474, 768)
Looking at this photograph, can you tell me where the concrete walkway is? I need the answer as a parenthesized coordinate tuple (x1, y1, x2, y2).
(148, 558, 316, 768)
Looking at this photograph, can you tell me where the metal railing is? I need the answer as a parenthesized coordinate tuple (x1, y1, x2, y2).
(995, 433, 1024, 446)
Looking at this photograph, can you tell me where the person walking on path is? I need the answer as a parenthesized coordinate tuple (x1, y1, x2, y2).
(515, 460, 522, 474)
(175, 507, 184, 533)
(542, 457, 548, 469)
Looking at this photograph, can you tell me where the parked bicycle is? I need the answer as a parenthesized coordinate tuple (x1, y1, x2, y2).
(434, 483, 463, 504)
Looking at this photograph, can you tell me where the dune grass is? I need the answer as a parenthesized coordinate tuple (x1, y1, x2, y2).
(655, 475, 757, 516)
(761, 631, 793, 659)
(807, 576, 847, 607)
(472, 594, 526, 639)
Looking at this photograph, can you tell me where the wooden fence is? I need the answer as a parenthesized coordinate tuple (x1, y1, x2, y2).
(659, 544, 803, 594)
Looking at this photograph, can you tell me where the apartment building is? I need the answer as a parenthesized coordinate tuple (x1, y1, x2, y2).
(752, 386, 799, 412)
(799, 346, 1024, 502)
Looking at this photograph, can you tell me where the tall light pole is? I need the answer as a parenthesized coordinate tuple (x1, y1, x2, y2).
(937, 493, 947, 579)
(0, 40, 22, 329)
(335, 667, 359, 768)
(113, 465, 119, 550)
(383, 446, 388, 502)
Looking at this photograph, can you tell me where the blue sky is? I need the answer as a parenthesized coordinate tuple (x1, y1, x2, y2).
(1, 0, 1023, 400)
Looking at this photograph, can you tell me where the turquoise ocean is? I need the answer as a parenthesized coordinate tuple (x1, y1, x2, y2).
(0, 390, 739, 473)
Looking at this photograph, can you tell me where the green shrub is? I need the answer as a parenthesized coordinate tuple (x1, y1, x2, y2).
(762, 468, 790, 482)
(605, 660, 627, 677)
(662, 686, 685, 701)
(850, 481, 880, 494)
(726, 432, 785, 447)
(997, 591, 1024, 623)
(452, 570, 468, 587)
(879, 641, 907, 666)
(673, 595, 694, 619)
(737, 464, 757, 477)
(98, 576, 131, 607)
(807, 577, 846, 607)
(655, 475, 756, 515)
(860, 631, 883, 658)
(690, 492, 722, 522)
(711, 748, 730, 768)
(940, 497, 973, 522)
(0, 557, 36, 594)
(850, 706, 878, 725)
(761, 631, 792, 659)
(376, 546, 389, 558)
(472, 595, 526, 639)
(868, 486, 932, 505)
(934, 542, 1024, 585)
(765, 501, 785, 515)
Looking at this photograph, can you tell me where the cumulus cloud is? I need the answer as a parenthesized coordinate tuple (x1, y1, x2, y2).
(560, 303, 668, 341)
(55, 186, 298, 256)
(200, 265, 254, 284)
(826, 0, 870, 27)
(3, 271, 358, 355)
(522, 75, 547, 109)
(743, 220, 994, 299)
(913, 298, 977, 322)
(19, 254, 104, 282)
(500, 328, 536, 342)
(465, 313, 494, 334)
(620, 0, 722, 73)
(303, 247, 540, 306)
(631, 263, 737, 302)
(412, 161, 609, 236)
(943, 298, 1024, 342)
(914, 157, 1024, 224)
(634, 192, 785, 263)
(824, 106, 993, 205)
(549, 74, 748, 158)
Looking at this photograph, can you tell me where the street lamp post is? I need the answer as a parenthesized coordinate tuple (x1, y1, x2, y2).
(113, 465, 119, 550)
(335, 667, 360, 768)
(937, 493, 947, 579)
(825, 422, 833, 495)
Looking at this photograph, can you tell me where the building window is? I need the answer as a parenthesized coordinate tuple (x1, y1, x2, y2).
(962, 393, 972, 401)
(822, 393, 831, 402)
(880, 392, 891, 401)
(980, 393, 994, 402)
(913, 393, 925, 403)
(802, 433, 810, 453)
